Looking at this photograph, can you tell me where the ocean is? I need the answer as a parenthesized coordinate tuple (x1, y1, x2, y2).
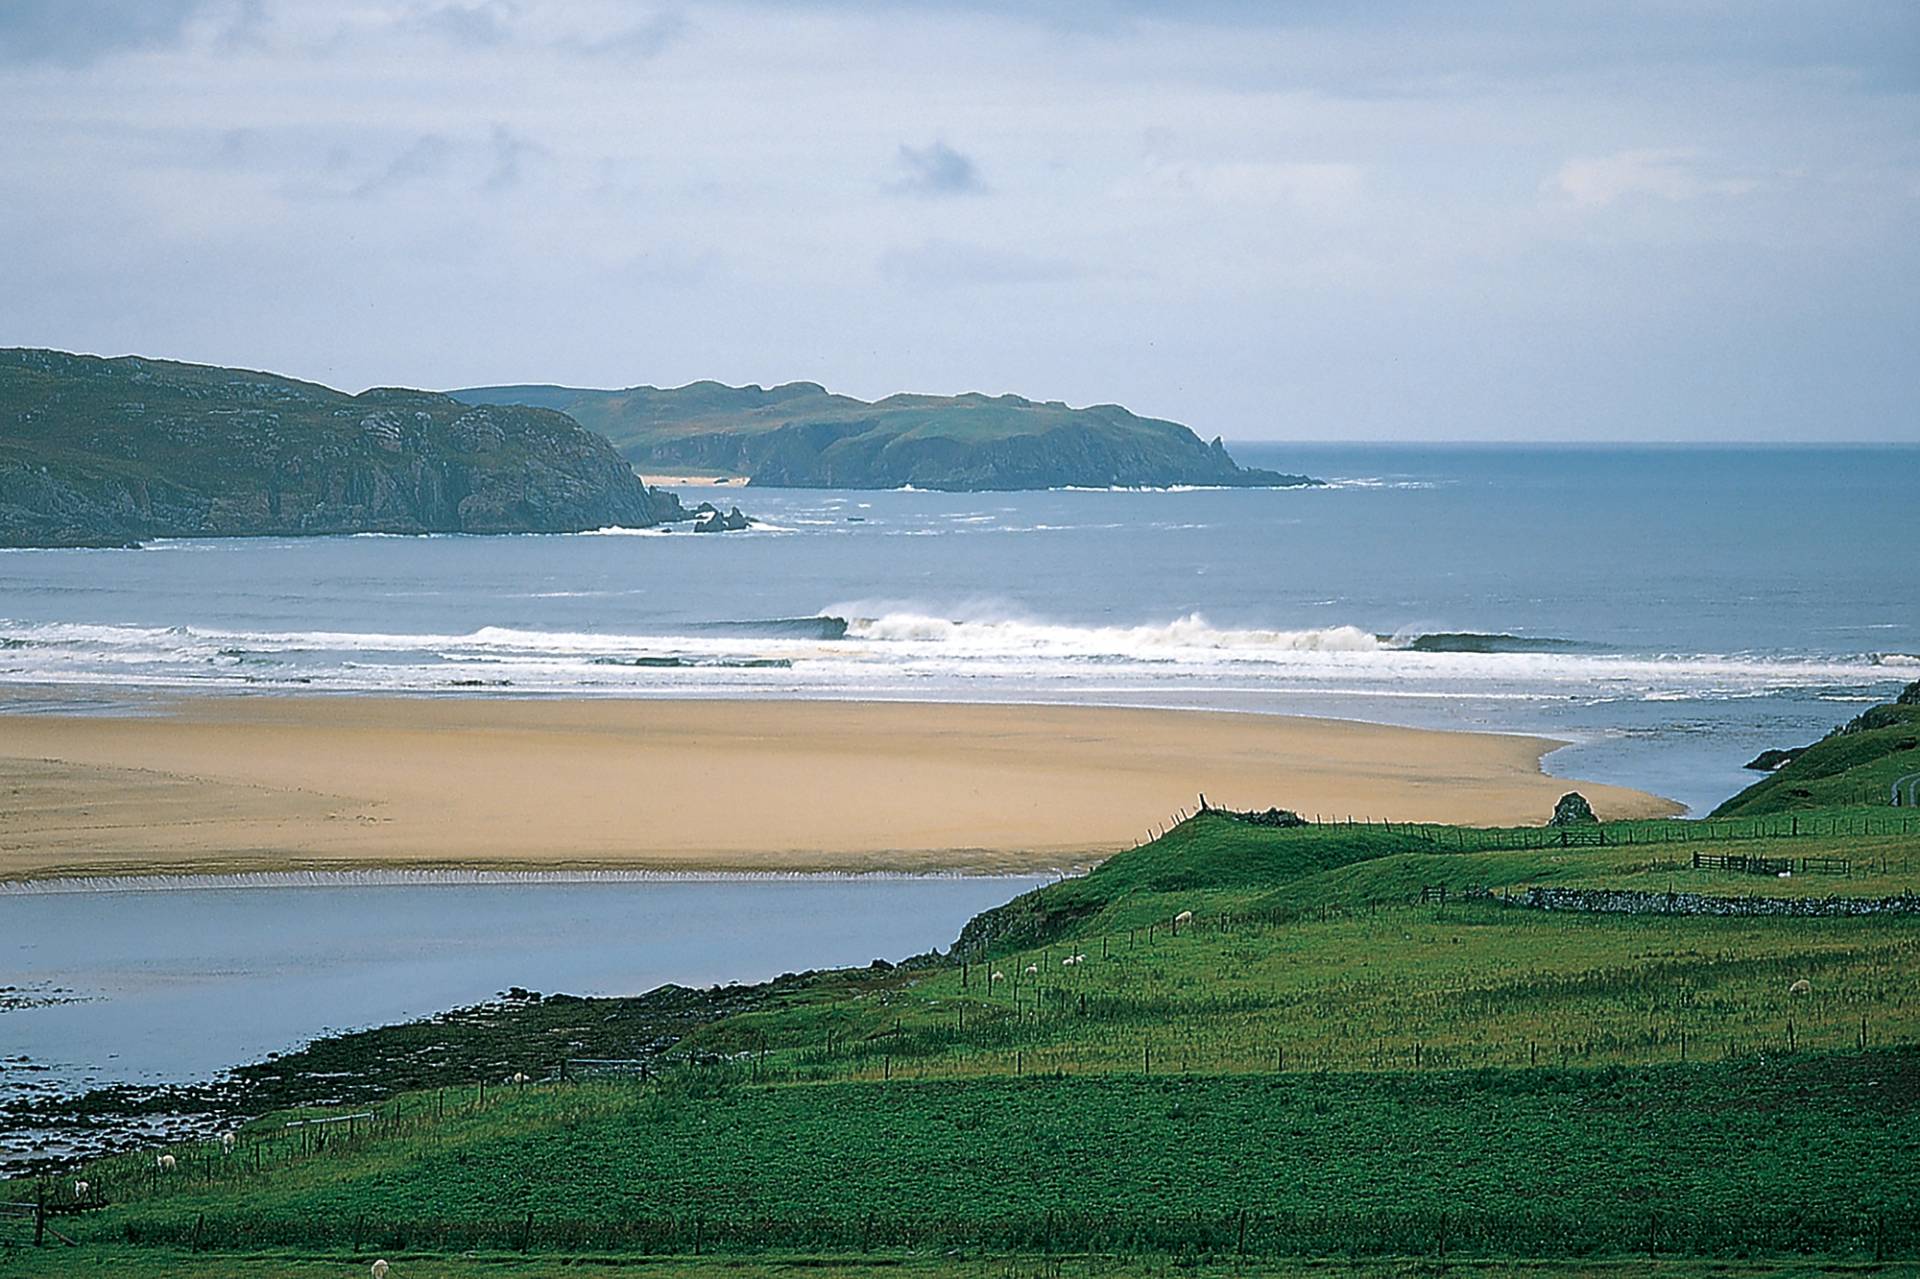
(1, 444, 1912, 816)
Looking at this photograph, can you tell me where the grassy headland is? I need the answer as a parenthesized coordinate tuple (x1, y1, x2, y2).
(0, 348, 687, 546)
(453, 380, 1319, 491)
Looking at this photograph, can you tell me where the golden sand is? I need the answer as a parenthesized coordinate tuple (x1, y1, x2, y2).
(0, 695, 1678, 882)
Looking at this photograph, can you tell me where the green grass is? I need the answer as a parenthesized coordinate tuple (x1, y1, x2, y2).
(1713, 695, 1920, 817)
(9, 1253, 1917, 1279)
(37, 1053, 1920, 1260)
(12, 728, 1920, 1269)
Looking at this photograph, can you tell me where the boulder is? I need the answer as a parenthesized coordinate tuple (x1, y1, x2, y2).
(1548, 791, 1598, 826)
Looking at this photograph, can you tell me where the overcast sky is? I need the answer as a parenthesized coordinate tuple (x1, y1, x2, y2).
(2, 1, 1916, 441)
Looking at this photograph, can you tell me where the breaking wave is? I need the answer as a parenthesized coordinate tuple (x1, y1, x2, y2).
(0, 611, 1905, 707)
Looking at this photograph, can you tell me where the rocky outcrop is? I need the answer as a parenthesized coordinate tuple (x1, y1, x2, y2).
(1744, 748, 1803, 772)
(0, 349, 688, 546)
(689, 503, 752, 533)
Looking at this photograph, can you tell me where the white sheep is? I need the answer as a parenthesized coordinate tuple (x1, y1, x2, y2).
(72, 1180, 88, 1199)
(156, 1153, 177, 1172)
(221, 1131, 236, 1154)
(371, 1260, 390, 1279)
(508, 1071, 530, 1085)
(989, 971, 1005, 983)
(1174, 910, 1194, 926)
(1023, 963, 1038, 976)
(1789, 978, 1812, 996)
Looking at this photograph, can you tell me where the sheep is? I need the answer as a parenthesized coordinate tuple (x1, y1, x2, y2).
(1174, 910, 1194, 926)
(990, 971, 1005, 983)
(508, 1071, 530, 1085)
(1024, 963, 1038, 976)
(221, 1131, 236, 1154)
(156, 1154, 177, 1173)
(371, 1260, 390, 1279)
(1789, 978, 1812, 996)
(72, 1180, 88, 1200)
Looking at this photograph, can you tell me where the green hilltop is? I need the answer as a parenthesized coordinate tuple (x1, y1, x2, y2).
(0, 349, 688, 546)
(453, 380, 1320, 491)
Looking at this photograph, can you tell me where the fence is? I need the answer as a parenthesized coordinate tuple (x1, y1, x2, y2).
(104, 1203, 1919, 1261)
(1140, 800, 1920, 856)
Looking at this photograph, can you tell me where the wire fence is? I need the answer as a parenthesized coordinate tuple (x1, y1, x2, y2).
(105, 1203, 1918, 1260)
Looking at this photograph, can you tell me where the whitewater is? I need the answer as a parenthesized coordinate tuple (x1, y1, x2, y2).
(1, 443, 1913, 814)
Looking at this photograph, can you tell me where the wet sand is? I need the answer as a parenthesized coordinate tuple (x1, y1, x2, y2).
(0, 695, 1679, 882)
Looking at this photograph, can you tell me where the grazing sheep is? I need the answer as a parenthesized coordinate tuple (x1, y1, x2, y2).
(221, 1131, 236, 1154)
(72, 1180, 88, 1199)
(156, 1154, 176, 1172)
(1024, 963, 1038, 976)
(1790, 978, 1812, 996)
(371, 1260, 390, 1279)
(1174, 910, 1194, 926)
(508, 1071, 530, 1085)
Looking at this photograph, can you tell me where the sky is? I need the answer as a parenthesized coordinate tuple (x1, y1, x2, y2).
(1, 1, 1916, 442)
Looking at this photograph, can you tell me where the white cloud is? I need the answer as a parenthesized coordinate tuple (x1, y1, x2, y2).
(1546, 149, 1760, 208)
(0, 0, 1913, 440)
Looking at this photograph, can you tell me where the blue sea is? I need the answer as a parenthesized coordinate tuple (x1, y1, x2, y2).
(1, 444, 1913, 816)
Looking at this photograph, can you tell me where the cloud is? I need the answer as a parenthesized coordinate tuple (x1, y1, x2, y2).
(483, 124, 545, 191)
(1136, 158, 1363, 213)
(564, 12, 687, 58)
(1546, 149, 1760, 208)
(879, 240, 1076, 287)
(890, 141, 985, 196)
(400, 2, 515, 47)
(353, 134, 454, 198)
(0, 0, 203, 66)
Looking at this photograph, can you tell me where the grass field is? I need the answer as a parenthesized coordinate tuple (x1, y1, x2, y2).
(10, 1253, 1919, 1279)
(8, 694, 1920, 1272)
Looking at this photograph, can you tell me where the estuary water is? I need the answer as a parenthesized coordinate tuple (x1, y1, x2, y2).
(2, 444, 1912, 814)
(0, 875, 1044, 1123)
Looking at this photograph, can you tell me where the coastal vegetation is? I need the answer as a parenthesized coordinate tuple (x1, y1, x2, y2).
(0, 349, 690, 546)
(453, 380, 1319, 491)
(7, 689, 1919, 1271)
(1714, 680, 1920, 816)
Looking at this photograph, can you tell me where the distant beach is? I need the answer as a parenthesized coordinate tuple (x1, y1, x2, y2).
(0, 694, 1676, 883)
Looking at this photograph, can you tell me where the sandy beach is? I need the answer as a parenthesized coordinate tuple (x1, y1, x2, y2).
(0, 695, 1678, 882)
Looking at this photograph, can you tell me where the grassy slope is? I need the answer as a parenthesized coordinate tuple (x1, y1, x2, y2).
(15, 718, 1920, 1267)
(16, 806, 1919, 1265)
(1712, 695, 1920, 817)
(57, 1055, 1920, 1258)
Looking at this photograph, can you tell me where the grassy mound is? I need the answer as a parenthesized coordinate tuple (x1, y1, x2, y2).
(1714, 681, 1920, 817)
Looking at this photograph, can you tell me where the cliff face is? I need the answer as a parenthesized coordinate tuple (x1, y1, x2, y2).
(455, 382, 1320, 492)
(0, 350, 685, 546)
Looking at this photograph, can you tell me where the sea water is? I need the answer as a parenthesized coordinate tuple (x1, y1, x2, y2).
(2, 445, 1911, 814)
